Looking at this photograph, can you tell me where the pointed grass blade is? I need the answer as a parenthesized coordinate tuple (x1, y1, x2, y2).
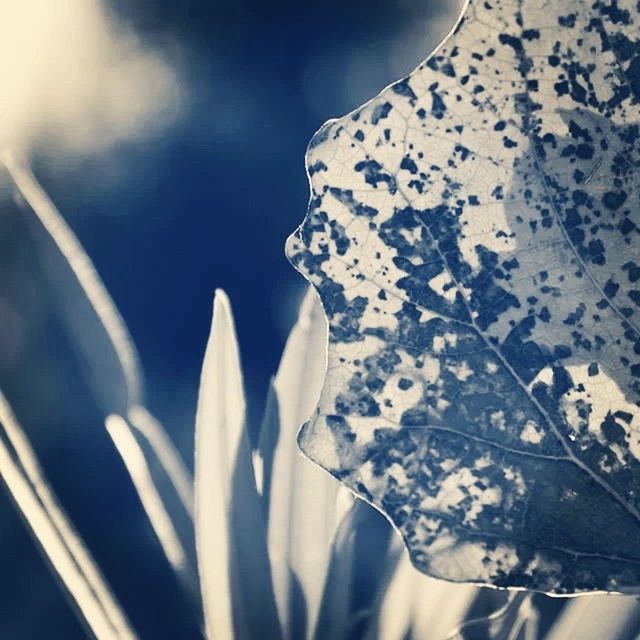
(545, 595, 640, 640)
(194, 290, 281, 640)
(0, 391, 137, 639)
(1, 151, 194, 574)
(106, 414, 198, 601)
(264, 288, 344, 638)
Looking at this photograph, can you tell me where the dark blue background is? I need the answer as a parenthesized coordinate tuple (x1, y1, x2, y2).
(0, 1, 456, 637)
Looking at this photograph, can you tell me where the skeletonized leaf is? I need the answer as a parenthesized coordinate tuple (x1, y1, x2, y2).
(287, 0, 640, 594)
(264, 287, 349, 639)
(195, 290, 281, 640)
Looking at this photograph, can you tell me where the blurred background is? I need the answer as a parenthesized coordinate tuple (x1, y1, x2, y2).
(0, 0, 462, 637)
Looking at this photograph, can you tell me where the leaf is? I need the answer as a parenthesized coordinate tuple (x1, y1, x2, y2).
(370, 535, 477, 640)
(311, 497, 360, 640)
(194, 289, 281, 640)
(1, 152, 195, 577)
(446, 592, 536, 640)
(1, 151, 141, 413)
(260, 287, 351, 639)
(254, 379, 280, 514)
(0, 391, 137, 640)
(105, 414, 196, 598)
(287, 0, 640, 594)
(545, 593, 640, 640)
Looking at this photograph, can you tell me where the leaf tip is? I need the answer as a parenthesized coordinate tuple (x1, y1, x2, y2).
(212, 287, 232, 317)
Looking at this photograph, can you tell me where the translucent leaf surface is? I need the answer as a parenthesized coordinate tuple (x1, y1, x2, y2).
(194, 290, 281, 640)
(287, 0, 640, 593)
(369, 535, 476, 640)
(261, 288, 349, 639)
(545, 593, 640, 640)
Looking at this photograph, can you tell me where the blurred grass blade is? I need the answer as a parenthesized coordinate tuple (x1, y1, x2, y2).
(195, 290, 281, 640)
(0, 391, 137, 640)
(413, 576, 484, 640)
(254, 380, 279, 507)
(514, 598, 539, 640)
(367, 536, 409, 640)
(545, 595, 640, 640)
(127, 406, 194, 519)
(106, 414, 197, 600)
(125, 406, 197, 597)
(446, 592, 527, 640)
(372, 535, 476, 640)
(1, 150, 194, 567)
(489, 594, 533, 640)
(1, 150, 142, 411)
(266, 287, 340, 639)
(312, 498, 360, 640)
